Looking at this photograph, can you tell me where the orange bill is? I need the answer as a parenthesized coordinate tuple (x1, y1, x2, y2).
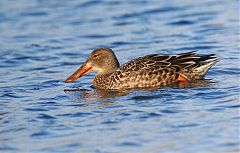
(64, 62, 93, 83)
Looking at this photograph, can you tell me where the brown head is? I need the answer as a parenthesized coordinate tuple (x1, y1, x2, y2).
(64, 48, 120, 83)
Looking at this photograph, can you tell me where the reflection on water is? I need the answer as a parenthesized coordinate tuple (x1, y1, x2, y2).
(64, 88, 127, 99)
(64, 79, 215, 106)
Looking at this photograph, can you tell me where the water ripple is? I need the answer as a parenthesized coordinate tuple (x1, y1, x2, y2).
(114, 6, 187, 20)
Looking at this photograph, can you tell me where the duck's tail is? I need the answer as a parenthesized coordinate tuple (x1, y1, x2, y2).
(191, 59, 218, 79)
(179, 54, 218, 81)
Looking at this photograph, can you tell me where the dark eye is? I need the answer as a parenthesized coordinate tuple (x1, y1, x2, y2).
(93, 54, 99, 58)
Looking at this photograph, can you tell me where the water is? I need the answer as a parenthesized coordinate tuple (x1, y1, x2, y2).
(0, 0, 239, 152)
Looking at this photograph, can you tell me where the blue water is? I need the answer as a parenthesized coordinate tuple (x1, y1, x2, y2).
(0, 0, 239, 152)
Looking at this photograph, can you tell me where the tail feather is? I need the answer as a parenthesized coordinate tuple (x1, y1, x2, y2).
(196, 54, 217, 62)
(180, 59, 218, 81)
(191, 59, 218, 79)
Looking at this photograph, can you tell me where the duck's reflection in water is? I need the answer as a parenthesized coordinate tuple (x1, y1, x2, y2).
(64, 79, 216, 107)
(64, 88, 128, 99)
(64, 87, 128, 108)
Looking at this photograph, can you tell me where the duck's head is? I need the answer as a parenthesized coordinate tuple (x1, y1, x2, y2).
(64, 48, 120, 83)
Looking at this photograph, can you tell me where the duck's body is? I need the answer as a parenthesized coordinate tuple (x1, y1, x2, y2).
(65, 48, 218, 90)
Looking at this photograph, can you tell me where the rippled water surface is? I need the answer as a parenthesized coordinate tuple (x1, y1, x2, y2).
(0, 0, 239, 153)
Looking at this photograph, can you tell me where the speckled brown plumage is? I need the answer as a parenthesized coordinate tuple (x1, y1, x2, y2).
(65, 48, 218, 90)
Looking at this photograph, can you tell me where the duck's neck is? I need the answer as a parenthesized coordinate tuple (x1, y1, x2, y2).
(93, 63, 120, 89)
(93, 57, 120, 89)
(100, 61, 120, 74)
(93, 73, 113, 89)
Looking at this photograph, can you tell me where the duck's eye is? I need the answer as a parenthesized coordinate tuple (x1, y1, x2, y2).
(93, 54, 99, 58)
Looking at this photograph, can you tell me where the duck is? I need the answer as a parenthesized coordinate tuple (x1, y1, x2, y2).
(64, 48, 218, 90)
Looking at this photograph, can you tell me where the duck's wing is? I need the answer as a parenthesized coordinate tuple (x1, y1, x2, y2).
(110, 51, 217, 88)
(118, 51, 216, 73)
(114, 51, 217, 81)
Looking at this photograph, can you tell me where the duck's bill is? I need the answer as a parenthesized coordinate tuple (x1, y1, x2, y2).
(64, 63, 93, 83)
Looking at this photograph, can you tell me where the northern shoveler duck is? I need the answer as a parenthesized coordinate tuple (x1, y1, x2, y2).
(64, 48, 218, 90)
